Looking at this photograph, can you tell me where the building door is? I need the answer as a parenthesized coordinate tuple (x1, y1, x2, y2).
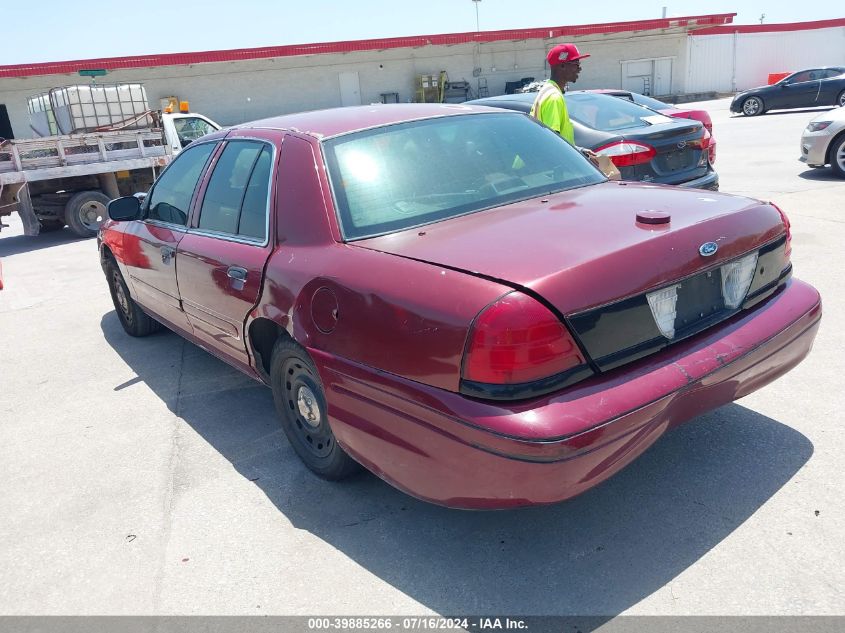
(0, 105, 14, 139)
(622, 59, 674, 96)
(654, 59, 673, 96)
(339, 72, 362, 106)
(622, 60, 654, 95)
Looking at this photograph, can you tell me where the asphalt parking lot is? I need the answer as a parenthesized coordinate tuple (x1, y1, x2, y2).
(1, 97, 844, 616)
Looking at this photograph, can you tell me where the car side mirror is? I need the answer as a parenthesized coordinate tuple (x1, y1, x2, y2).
(108, 196, 141, 221)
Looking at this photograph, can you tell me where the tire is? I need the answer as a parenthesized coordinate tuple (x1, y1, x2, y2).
(741, 96, 764, 116)
(830, 134, 845, 179)
(65, 190, 111, 238)
(105, 259, 162, 337)
(270, 337, 360, 480)
(837, 90, 845, 108)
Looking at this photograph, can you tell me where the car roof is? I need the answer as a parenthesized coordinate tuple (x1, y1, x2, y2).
(465, 93, 535, 111)
(228, 103, 509, 139)
(466, 90, 660, 110)
(788, 66, 845, 74)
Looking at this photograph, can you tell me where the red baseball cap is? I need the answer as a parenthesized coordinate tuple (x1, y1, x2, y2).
(546, 43, 590, 66)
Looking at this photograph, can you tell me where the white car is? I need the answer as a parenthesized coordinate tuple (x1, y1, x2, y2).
(800, 106, 845, 178)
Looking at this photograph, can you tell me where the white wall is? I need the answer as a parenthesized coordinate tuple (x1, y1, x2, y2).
(688, 26, 845, 93)
(0, 30, 691, 139)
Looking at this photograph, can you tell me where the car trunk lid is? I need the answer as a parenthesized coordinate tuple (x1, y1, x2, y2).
(354, 181, 786, 317)
(612, 119, 709, 184)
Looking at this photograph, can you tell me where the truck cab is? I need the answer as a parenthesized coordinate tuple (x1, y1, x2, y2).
(162, 110, 221, 155)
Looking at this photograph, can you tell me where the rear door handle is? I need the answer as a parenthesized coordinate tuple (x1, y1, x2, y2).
(160, 246, 175, 264)
(227, 266, 248, 290)
(227, 266, 247, 281)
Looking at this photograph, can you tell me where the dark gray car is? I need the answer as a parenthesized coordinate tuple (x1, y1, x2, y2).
(730, 67, 845, 116)
(466, 91, 719, 190)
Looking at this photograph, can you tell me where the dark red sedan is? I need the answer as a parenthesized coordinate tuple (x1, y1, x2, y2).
(99, 104, 821, 509)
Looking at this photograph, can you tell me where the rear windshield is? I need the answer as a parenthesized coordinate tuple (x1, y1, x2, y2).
(566, 93, 672, 132)
(631, 93, 671, 111)
(323, 112, 604, 240)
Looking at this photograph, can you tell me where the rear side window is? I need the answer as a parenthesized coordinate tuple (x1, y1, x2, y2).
(566, 93, 672, 131)
(145, 142, 215, 226)
(632, 93, 670, 111)
(198, 140, 272, 241)
(239, 147, 272, 240)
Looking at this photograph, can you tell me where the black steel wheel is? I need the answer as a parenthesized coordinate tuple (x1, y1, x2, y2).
(106, 259, 162, 337)
(270, 338, 359, 480)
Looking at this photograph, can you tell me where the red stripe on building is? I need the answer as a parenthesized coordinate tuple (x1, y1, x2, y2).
(0, 13, 735, 79)
(693, 17, 845, 35)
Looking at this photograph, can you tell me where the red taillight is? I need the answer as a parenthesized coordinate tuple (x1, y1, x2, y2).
(463, 292, 585, 385)
(689, 129, 716, 165)
(688, 129, 710, 149)
(595, 141, 657, 168)
(770, 202, 792, 260)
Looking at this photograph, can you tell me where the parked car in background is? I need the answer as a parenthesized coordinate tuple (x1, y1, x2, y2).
(467, 91, 718, 189)
(730, 67, 845, 116)
(100, 104, 819, 508)
(800, 105, 845, 178)
(590, 89, 716, 164)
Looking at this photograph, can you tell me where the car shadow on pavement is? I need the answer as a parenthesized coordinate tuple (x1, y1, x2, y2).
(0, 228, 89, 257)
(798, 168, 841, 181)
(101, 312, 814, 618)
(729, 107, 836, 119)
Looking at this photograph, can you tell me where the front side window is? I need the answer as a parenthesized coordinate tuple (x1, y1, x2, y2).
(197, 140, 271, 241)
(786, 71, 815, 84)
(173, 117, 218, 148)
(324, 112, 603, 240)
(145, 142, 215, 225)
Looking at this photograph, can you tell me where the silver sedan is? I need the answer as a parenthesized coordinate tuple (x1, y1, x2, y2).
(800, 105, 845, 177)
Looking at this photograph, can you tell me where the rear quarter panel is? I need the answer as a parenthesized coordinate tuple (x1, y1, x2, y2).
(249, 133, 512, 392)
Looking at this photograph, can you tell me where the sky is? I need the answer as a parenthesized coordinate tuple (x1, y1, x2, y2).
(1, 0, 842, 65)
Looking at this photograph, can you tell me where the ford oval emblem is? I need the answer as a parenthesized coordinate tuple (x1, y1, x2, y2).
(699, 241, 718, 257)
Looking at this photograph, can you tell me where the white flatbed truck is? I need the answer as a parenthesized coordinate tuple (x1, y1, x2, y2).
(0, 110, 219, 237)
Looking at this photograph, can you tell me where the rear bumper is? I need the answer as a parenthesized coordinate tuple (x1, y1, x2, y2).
(315, 279, 820, 509)
(677, 170, 719, 190)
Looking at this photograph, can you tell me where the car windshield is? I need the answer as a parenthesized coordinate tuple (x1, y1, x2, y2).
(567, 93, 672, 131)
(323, 112, 604, 240)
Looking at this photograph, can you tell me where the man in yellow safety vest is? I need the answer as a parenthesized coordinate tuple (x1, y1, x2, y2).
(529, 43, 590, 145)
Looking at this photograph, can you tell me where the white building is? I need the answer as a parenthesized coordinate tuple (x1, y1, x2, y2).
(1, 13, 843, 139)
